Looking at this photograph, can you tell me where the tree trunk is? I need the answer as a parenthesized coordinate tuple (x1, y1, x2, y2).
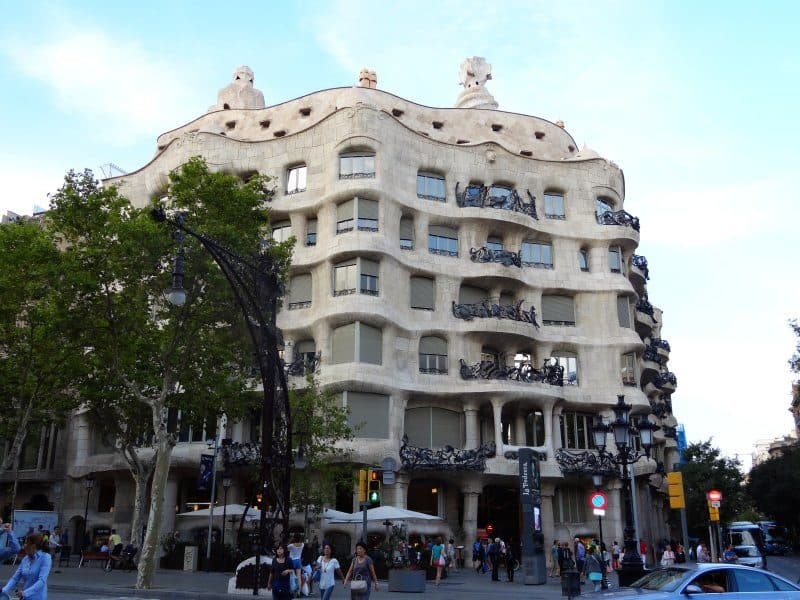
(128, 452, 155, 551)
(0, 397, 33, 475)
(135, 428, 174, 589)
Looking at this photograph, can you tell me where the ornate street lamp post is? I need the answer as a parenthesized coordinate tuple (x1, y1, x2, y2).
(82, 474, 95, 551)
(222, 472, 233, 549)
(591, 396, 657, 586)
(153, 208, 295, 596)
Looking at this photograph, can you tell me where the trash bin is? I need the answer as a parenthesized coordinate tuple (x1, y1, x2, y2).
(561, 569, 581, 599)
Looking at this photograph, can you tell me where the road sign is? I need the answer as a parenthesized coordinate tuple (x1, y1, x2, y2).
(667, 471, 686, 509)
(589, 492, 608, 510)
(711, 501, 720, 508)
(707, 489, 722, 502)
(708, 503, 720, 522)
(593, 508, 606, 516)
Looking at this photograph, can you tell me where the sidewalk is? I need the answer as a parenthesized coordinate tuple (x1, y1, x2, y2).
(1, 561, 602, 599)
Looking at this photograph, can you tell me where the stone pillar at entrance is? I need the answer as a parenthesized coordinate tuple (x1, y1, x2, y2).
(386, 472, 409, 510)
(514, 409, 526, 446)
(464, 407, 480, 448)
(461, 484, 481, 545)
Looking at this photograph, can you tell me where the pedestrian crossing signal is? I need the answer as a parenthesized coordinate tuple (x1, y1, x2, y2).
(368, 469, 381, 506)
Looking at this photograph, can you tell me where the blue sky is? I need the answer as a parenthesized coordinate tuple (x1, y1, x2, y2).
(1, 0, 798, 465)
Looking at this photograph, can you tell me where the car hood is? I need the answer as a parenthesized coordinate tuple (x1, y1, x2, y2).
(590, 588, 677, 600)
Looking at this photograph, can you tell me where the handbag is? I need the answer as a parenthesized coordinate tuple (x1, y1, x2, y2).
(289, 572, 299, 594)
(312, 568, 321, 583)
(351, 574, 368, 591)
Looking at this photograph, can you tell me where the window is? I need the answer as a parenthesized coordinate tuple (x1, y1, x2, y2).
(271, 220, 292, 243)
(306, 219, 317, 246)
(621, 352, 637, 386)
(419, 336, 447, 374)
(167, 408, 217, 443)
(331, 322, 382, 365)
(459, 285, 487, 304)
(553, 486, 587, 523)
(360, 259, 379, 295)
(287, 273, 312, 309)
(97, 479, 116, 513)
(617, 296, 632, 328)
(405, 407, 464, 447)
(542, 295, 575, 326)
(544, 191, 565, 219)
(525, 410, 546, 446)
(481, 346, 503, 366)
(578, 249, 589, 272)
(294, 340, 317, 365)
(596, 197, 614, 223)
(499, 292, 514, 306)
(410, 276, 435, 310)
(549, 353, 578, 385)
(400, 216, 414, 250)
(609, 246, 623, 273)
(521, 241, 553, 268)
(333, 260, 357, 296)
(428, 225, 458, 256)
(486, 236, 503, 252)
(286, 165, 307, 194)
(342, 391, 389, 438)
(489, 185, 512, 202)
(417, 172, 445, 201)
(559, 412, 595, 450)
(336, 198, 379, 233)
(339, 153, 375, 179)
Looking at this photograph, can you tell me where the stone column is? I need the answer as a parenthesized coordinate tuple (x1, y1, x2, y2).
(491, 399, 504, 453)
(461, 483, 481, 545)
(543, 405, 554, 455)
(515, 409, 526, 446)
(552, 406, 563, 451)
(464, 407, 480, 449)
(388, 472, 410, 510)
(112, 476, 134, 541)
(158, 479, 179, 559)
(540, 481, 556, 554)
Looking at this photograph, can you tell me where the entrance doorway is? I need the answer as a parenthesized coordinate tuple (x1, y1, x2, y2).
(478, 484, 520, 548)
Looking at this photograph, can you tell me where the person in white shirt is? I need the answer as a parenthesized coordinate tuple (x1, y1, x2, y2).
(315, 542, 344, 600)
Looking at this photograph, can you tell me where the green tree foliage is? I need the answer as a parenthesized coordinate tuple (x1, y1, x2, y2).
(789, 319, 800, 375)
(0, 219, 82, 475)
(289, 375, 354, 517)
(747, 445, 800, 531)
(47, 158, 289, 588)
(678, 440, 747, 537)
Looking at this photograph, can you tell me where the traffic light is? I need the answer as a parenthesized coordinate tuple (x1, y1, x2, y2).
(368, 469, 381, 506)
(666, 471, 686, 509)
(708, 502, 720, 522)
(358, 468, 368, 503)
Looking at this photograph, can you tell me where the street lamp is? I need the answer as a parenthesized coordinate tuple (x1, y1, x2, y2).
(153, 208, 295, 596)
(83, 474, 95, 551)
(222, 472, 233, 549)
(592, 395, 657, 586)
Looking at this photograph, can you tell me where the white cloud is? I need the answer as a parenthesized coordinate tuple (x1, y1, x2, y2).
(4, 28, 200, 145)
(0, 158, 65, 216)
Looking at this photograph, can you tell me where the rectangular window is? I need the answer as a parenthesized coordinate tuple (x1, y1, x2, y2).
(544, 192, 565, 219)
(286, 165, 307, 194)
(521, 241, 553, 268)
(559, 412, 595, 450)
(306, 219, 317, 246)
(359, 322, 383, 365)
(410, 276, 435, 310)
(419, 336, 447, 374)
(339, 153, 375, 179)
(542, 295, 575, 326)
(578, 249, 589, 272)
(360, 259, 379, 296)
(489, 185, 512, 202)
(554, 486, 587, 523)
(617, 296, 632, 328)
(486, 237, 503, 252)
(357, 199, 379, 231)
(271, 221, 292, 243)
(550, 355, 578, 385)
(400, 217, 414, 250)
(333, 262, 357, 296)
(417, 173, 446, 201)
(609, 246, 623, 273)
(331, 323, 357, 363)
(525, 410, 546, 446)
(336, 199, 355, 233)
(287, 273, 312, 310)
(621, 353, 637, 386)
(344, 391, 389, 438)
(428, 225, 458, 257)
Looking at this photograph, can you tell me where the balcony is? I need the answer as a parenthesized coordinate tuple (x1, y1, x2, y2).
(654, 371, 677, 393)
(400, 435, 496, 472)
(455, 183, 538, 219)
(642, 344, 664, 367)
(451, 300, 539, 327)
(459, 358, 564, 386)
(285, 351, 321, 377)
(631, 254, 650, 280)
(635, 297, 656, 336)
(652, 338, 670, 360)
(597, 209, 640, 231)
(630, 254, 649, 291)
(469, 246, 522, 268)
(648, 397, 672, 419)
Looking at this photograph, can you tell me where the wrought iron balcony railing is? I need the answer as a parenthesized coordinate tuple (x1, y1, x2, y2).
(555, 448, 619, 478)
(652, 338, 670, 351)
(452, 300, 539, 327)
(400, 435, 496, 471)
(631, 254, 650, 280)
(648, 398, 672, 419)
(287, 300, 312, 310)
(459, 358, 563, 386)
(662, 425, 678, 439)
(455, 183, 538, 219)
(597, 209, 640, 231)
(654, 371, 677, 389)
(642, 344, 664, 365)
(469, 246, 522, 268)
(635, 297, 655, 317)
(285, 351, 321, 377)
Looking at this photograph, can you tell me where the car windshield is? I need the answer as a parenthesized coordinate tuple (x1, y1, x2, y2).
(735, 546, 761, 557)
(630, 568, 688, 592)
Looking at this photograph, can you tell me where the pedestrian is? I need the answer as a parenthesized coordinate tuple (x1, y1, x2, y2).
(611, 541, 620, 569)
(288, 534, 305, 594)
(431, 536, 446, 587)
(661, 544, 676, 567)
(558, 542, 574, 572)
(723, 544, 737, 563)
(574, 537, 586, 583)
(447, 538, 457, 571)
(584, 545, 604, 592)
(472, 538, 481, 571)
(47, 526, 62, 557)
(2, 533, 51, 600)
(697, 542, 710, 563)
(267, 542, 294, 600)
(488, 537, 501, 581)
(639, 539, 648, 565)
(315, 542, 344, 600)
(343, 541, 379, 599)
(550, 540, 560, 577)
(675, 543, 686, 564)
(505, 543, 515, 583)
(0, 523, 21, 562)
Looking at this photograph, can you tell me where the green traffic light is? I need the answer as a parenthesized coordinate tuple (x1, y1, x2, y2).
(369, 490, 379, 503)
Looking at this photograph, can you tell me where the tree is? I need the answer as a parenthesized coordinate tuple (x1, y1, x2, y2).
(48, 159, 290, 589)
(289, 375, 355, 522)
(0, 220, 82, 481)
(677, 440, 747, 538)
(747, 444, 800, 532)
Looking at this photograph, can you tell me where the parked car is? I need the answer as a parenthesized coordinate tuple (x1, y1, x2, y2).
(591, 564, 800, 599)
(725, 521, 768, 570)
(758, 522, 790, 556)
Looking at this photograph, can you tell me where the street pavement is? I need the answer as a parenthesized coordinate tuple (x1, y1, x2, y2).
(2, 555, 799, 600)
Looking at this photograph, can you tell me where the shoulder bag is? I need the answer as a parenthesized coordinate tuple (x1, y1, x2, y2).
(351, 558, 368, 591)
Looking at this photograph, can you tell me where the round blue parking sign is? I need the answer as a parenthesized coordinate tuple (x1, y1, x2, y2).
(589, 491, 608, 510)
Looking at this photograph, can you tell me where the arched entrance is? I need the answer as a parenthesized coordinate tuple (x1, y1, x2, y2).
(478, 484, 520, 547)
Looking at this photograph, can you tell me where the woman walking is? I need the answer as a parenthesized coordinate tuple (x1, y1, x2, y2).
(267, 543, 294, 600)
(661, 544, 676, 567)
(288, 534, 305, 594)
(343, 541, 379, 599)
(316, 542, 344, 600)
(431, 537, 446, 587)
(584, 545, 604, 592)
(2, 534, 51, 600)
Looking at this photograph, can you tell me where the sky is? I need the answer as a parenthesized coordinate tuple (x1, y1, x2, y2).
(1, 0, 798, 467)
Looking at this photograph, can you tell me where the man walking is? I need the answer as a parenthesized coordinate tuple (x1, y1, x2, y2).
(574, 537, 586, 583)
(0, 523, 20, 562)
(488, 537, 501, 581)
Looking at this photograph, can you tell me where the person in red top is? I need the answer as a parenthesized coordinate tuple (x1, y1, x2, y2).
(639, 539, 648, 564)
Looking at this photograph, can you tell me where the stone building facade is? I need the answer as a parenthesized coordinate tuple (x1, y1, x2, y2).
(5, 60, 680, 557)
